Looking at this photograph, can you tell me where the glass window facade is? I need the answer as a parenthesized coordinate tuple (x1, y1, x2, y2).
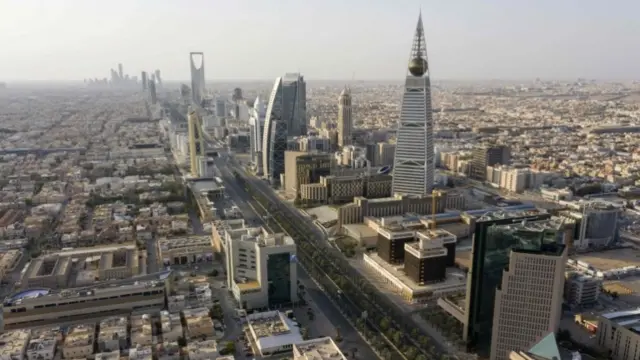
(267, 253, 292, 307)
(464, 213, 551, 354)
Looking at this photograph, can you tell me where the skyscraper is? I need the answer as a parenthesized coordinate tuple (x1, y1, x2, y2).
(490, 228, 566, 360)
(337, 87, 353, 148)
(149, 80, 157, 105)
(190, 52, 206, 105)
(118, 63, 123, 79)
(392, 12, 434, 196)
(154, 69, 162, 87)
(463, 208, 554, 355)
(187, 111, 205, 178)
(262, 74, 307, 184)
(250, 96, 266, 174)
(141, 71, 148, 91)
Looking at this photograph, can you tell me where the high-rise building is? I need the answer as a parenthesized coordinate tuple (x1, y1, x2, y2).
(262, 74, 307, 184)
(249, 96, 266, 173)
(462, 208, 553, 354)
(471, 145, 511, 180)
(118, 63, 123, 79)
(283, 151, 332, 198)
(489, 221, 567, 360)
(154, 69, 162, 87)
(149, 80, 157, 105)
(141, 71, 148, 91)
(187, 111, 205, 178)
(337, 87, 353, 148)
(215, 98, 226, 118)
(392, 12, 434, 196)
(190, 52, 206, 105)
(225, 227, 298, 310)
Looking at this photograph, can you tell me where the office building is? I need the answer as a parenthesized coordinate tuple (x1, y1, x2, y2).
(337, 87, 353, 148)
(559, 201, 621, 250)
(471, 145, 511, 180)
(283, 151, 332, 198)
(22, 244, 140, 289)
(149, 80, 157, 105)
(262, 74, 307, 183)
(154, 69, 162, 87)
(404, 229, 454, 284)
(158, 235, 214, 266)
(597, 308, 640, 360)
(188, 111, 206, 178)
(190, 52, 206, 105)
(564, 272, 601, 307)
(250, 96, 266, 174)
(490, 229, 566, 360)
(225, 227, 297, 310)
(392, 13, 435, 196)
(299, 173, 392, 205)
(463, 209, 558, 354)
(2, 272, 169, 330)
(141, 71, 148, 92)
(215, 98, 226, 118)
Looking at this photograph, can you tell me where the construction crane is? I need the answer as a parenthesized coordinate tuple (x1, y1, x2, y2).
(431, 189, 441, 230)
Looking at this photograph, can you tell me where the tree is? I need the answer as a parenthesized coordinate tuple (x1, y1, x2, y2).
(224, 341, 236, 354)
(379, 317, 390, 331)
(210, 269, 219, 277)
(404, 347, 418, 360)
(177, 337, 187, 347)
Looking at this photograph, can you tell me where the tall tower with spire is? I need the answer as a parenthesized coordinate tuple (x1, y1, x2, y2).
(391, 12, 434, 196)
(337, 86, 352, 148)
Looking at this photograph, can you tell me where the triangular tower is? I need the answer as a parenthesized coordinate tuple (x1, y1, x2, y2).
(391, 11, 434, 196)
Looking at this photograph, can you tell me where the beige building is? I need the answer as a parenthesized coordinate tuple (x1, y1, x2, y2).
(158, 235, 213, 266)
(22, 244, 139, 289)
(130, 314, 154, 347)
(211, 218, 246, 253)
(374, 143, 396, 167)
(596, 308, 640, 360)
(337, 191, 466, 226)
(299, 174, 392, 204)
(283, 151, 332, 198)
(490, 244, 567, 360)
(183, 307, 215, 340)
(63, 324, 95, 359)
(160, 311, 184, 343)
(3, 277, 166, 330)
(186, 339, 219, 360)
(98, 316, 128, 352)
(0, 330, 30, 360)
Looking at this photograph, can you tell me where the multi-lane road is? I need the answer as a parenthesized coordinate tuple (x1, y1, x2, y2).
(214, 157, 379, 359)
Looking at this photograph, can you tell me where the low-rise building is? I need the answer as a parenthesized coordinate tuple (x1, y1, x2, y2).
(98, 316, 128, 352)
(156, 342, 181, 360)
(246, 310, 303, 357)
(159, 235, 213, 266)
(293, 337, 346, 360)
(129, 345, 153, 360)
(63, 324, 95, 359)
(0, 330, 30, 360)
(183, 307, 214, 340)
(131, 313, 154, 347)
(26, 329, 58, 360)
(160, 311, 184, 343)
(94, 350, 120, 360)
(186, 339, 219, 360)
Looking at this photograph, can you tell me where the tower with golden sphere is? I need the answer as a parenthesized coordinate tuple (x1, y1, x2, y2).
(392, 12, 434, 196)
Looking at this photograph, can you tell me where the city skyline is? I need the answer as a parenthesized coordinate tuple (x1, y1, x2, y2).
(1, 0, 639, 81)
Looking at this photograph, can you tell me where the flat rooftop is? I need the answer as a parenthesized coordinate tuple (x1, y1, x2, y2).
(364, 253, 466, 293)
(571, 248, 640, 272)
(293, 337, 346, 360)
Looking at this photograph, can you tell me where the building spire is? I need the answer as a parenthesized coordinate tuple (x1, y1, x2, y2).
(407, 11, 429, 77)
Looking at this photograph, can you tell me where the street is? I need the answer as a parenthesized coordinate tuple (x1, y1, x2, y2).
(211, 156, 378, 359)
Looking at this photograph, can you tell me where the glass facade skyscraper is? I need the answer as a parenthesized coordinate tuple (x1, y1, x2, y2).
(463, 209, 552, 354)
(262, 74, 307, 184)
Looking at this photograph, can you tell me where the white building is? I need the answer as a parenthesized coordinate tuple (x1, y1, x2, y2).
(246, 311, 303, 357)
(225, 227, 298, 310)
(26, 330, 57, 360)
(0, 330, 30, 360)
(186, 339, 218, 360)
(293, 337, 347, 360)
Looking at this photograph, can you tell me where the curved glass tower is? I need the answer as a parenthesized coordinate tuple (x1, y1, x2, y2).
(391, 13, 434, 196)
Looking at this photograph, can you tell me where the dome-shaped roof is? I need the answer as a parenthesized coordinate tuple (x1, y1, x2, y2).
(408, 58, 428, 77)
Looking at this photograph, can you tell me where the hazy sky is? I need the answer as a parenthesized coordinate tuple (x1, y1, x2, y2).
(1, 0, 638, 81)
